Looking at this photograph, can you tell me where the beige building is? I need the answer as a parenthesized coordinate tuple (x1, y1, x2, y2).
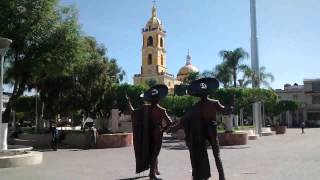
(276, 79, 320, 127)
(133, 5, 179, 91)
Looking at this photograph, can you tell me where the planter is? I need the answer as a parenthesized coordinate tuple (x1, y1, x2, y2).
(10, 132, 91, 148)
(275, 126, 287, 134)
(218, 132, 248, 146)
(96, 133, 133, 148)
(270, 126, 276, 131)
(10, 133, 51, 147)
(0, 123, 8, 151)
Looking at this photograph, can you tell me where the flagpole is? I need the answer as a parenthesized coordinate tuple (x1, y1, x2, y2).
(250, 0, 262, 136)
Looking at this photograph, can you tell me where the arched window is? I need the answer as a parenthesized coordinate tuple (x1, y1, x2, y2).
(161, 55, 163, 65)
(147, 36, 153, 47)
(148, 54, 152, 65)
(160, 37, 164, 47)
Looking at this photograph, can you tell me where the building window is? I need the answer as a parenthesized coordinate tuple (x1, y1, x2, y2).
(312, 82, 320, 92)
(312, 95, 320, 104)
(148, 54, 152, 65)
(147, 36, 153, 47)
(293, 95, 298, 101)
(168, 82, 171, 87)
(307, 112, 320, 120)
(161, 55, 163, 65)
(160, 37, 163, 47)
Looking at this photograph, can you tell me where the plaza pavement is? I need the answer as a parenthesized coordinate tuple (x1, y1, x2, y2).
(1, 128, 320, 180)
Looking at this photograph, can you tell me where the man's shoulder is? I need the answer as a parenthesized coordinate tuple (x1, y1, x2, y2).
(156, 104, 167, 111)
(206, 98, 225, 109)
(207, 97, 220, 103)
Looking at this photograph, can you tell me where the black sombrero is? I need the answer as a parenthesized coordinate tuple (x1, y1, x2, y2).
(187, 77, 219, 97)
(140, 84, 168, 101)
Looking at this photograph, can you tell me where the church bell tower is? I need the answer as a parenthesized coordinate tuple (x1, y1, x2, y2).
(133, 5, 178, 91)
(141, 5, 167, 76)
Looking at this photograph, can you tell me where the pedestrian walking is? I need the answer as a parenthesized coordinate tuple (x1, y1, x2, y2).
(301, 121, 305, 134)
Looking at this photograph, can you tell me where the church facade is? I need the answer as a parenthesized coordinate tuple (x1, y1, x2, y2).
(133, 5, 199, 91)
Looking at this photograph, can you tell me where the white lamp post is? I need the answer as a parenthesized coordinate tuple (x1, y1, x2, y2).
(0, 38, 12, 151)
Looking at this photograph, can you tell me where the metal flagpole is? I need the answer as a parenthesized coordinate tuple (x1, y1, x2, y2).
(250, 0, 262, 136)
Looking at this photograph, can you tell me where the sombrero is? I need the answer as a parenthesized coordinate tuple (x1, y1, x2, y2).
(140, 84, 168, 101)
(187, 77, 219, 97)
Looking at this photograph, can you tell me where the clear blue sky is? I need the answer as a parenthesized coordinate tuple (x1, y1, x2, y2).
(60, 0, 320, 89)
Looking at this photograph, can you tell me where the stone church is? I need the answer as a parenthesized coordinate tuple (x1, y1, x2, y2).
(133, 5, 199, 92)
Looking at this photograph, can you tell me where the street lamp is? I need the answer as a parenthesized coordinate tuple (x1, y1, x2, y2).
(0, 38, 12, 151)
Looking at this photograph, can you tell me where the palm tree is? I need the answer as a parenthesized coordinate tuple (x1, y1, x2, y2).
(213, 62, 233, 88)
(241, 66, 275, 88)
(219, 48, 249, 87)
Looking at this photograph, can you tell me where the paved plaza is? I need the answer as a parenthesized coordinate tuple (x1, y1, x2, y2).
(1, 128, 320, 180)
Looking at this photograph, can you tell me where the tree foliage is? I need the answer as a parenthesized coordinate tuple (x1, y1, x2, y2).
(241, 66, 275, 88)
(116, 84, 147, 113)
(160, 95, 199, 117)
(219, 48, 249, 87)
(0, 0, 83, 122)
(0, 1, 126, 128)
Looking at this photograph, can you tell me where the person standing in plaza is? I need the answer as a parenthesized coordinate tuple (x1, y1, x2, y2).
(51, 122, 59, 151)
(127, 85, 172, 180)
(301, 121, 305, 134)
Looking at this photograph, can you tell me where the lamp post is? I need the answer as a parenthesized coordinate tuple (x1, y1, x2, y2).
(0, 38, 12, 151)
(250, 0, 262, 136)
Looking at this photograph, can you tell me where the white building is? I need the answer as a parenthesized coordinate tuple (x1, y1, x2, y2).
(276, 79, 320, 127)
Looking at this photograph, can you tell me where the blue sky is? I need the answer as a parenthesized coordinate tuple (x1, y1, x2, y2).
(60, 0, 320, 89)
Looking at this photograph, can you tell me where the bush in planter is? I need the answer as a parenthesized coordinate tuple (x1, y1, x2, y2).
(160, 95, 198, 118)
(269, 100, 298, 134)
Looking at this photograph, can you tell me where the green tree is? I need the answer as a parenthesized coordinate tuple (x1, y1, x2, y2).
(116, 84, 147, 113)
(0, 0, 83, 122)
(184, 71, 200, 84)
(12, 96, 39, 124)
(213, 62, 233, 87)
(219, 48, 249, 87)
(242, 66, 275, 88)
(145, 78, 157, 87)
(160, 95, 198, 117)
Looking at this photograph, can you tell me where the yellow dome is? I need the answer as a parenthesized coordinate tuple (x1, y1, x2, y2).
(145, 6, 164, 31)
(177, 53, 199, 81)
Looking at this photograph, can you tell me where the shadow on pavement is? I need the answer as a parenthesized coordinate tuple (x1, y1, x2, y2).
(162, 144, 188, 150)
(116, 175, 149, 180)
(220, 146, 250, 150)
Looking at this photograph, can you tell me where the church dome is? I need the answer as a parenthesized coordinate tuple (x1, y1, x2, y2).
(145, 6, 164, 31)
(177, 53, 199, 81)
